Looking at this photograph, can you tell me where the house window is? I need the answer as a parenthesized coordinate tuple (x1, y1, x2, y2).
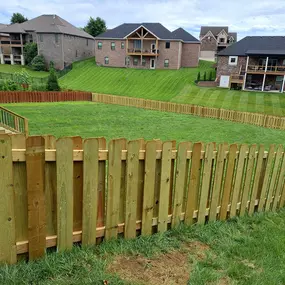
(98, 42, 102, 49)
(125, 56, 130, 66)
(133, 40, 141, 49)
(229, 56, 238, 66)
(55, 34, 59, 43)
(86, 39, 88, 46)
(39, 34, 43, 42)
(219, 38, 225, 43)
(165, 42, 170, 49)
(133, 58, 138, 66)
(142, 58, 146, 66)
(121, 42, 125, 49)
(164, 59, 169, 68)
(104, 57, 109, 64)
(111, 42, 115, 50)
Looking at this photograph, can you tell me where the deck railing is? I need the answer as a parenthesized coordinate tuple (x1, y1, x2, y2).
(247, 65, 285, 73)
(0, 106, 28, 136)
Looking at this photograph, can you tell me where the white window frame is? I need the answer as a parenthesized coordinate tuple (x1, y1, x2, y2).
(229, 56, 238, 66)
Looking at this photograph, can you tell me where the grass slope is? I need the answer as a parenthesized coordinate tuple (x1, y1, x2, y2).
(1, 210, 285, 284)
(60, 58, 285, 116)
(0, 64, 48, 78)
(5, 102, 285, 147)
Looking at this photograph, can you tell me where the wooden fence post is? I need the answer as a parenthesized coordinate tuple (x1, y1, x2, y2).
(0, 135, 16, 264)
(26, 136, 46, 260)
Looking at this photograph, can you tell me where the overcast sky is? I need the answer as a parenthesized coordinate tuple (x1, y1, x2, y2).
(1, 0, 285, 40)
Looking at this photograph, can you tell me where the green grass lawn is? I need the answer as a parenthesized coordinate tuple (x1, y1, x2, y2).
(0, 64, 49, 78)
(4, 102, 285, 148)
(60, 58, 285, 116)
(1, 210, 285, 284)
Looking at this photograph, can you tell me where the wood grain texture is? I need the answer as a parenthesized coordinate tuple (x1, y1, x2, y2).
(198, 142, 214, 224)
(0, 135, 16, 264)
(185, 143, 203, 225)
(56, 138, 74, 251)
(220, 144, 238, 220)
(172, 142, 191, 227)
(124, 140, 140, 239)
(273, 153, 285, 210)
(230, 144, 248, 218)
(158, 142, 172, 233)
(82, 138, 99, 246)
(26, 136, 46, 260)
(141, 141, 157, 236)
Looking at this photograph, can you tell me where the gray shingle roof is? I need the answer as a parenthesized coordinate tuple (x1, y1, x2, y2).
(218, 36, 285, 56)
(228, 32, 237, 41)
(96, 23, 199, 42)
(200, 26, 229, 36)
(171, 28, 199, 42)
(0, 15, 94, 39)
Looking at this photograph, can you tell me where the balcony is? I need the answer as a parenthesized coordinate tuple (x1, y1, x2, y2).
(247, 64, 285, 75)
(0, 40, 24, 46)
(127, 48, 159, 57)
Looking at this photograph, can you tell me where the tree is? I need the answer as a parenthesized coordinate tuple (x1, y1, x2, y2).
(209, 71, 213, 81)
(84, 17, 106, 37)
(197, 72, 201, 82)
(46, 64, 60, 91)
(31, 55, 46, 71)
(11, 13, 28, 24)
(24, 43, 38, 65)
(203, 72, 207, 81)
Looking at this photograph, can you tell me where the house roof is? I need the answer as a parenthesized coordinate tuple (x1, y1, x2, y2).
(0, 23, 9, 37)
(218, 36, 285, 56)
(96, 23, 199, 42)
(228, 32, 237, 41)
(200, 26, 229, 36)
(171, 28, 199, 42)
(0, 15, 94, 39)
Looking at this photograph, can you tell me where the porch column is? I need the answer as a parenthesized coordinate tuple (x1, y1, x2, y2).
(10, 54, 14, 65)
(141, 37, 143, 65)
(245, 56, 249, 72)
(281, 75, 285, 92)
(261, 74, 266, 91)
(20, 34, 24, 55)
(0, 54, 4, 64)
(21, 55, 25, 65)
(242, 73, 247, 90)
(265, 57, 269, 72)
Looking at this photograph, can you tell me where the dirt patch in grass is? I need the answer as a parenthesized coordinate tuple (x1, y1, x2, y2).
(108, 241, 209, 285)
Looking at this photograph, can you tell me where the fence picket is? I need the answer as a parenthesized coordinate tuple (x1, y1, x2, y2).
(56, 138, 74, 251)
(273, 152, 285, 210)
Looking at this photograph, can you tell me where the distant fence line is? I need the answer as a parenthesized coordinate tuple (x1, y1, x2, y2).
(1, 134, 285, 264)
(0, 91, 92, 103)
(92, 93, 285, 130)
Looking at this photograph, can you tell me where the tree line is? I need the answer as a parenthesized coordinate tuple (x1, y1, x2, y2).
(9, 13, 107, 37)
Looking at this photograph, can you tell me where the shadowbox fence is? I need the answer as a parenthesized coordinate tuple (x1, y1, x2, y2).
(1, 134, 285, 264)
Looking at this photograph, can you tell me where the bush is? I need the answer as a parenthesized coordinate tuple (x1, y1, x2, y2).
(203, 72, 207, 81)
(209, 71, 213, 81)
(23, 43, 37, 66)
(31, 55, 46, 71)
(13, 70, 31, 89)
(46, 66, 60, 91)
(0, 79, 19, 91)
(30, 83, 47, 91)
(197, 72, 201, 82)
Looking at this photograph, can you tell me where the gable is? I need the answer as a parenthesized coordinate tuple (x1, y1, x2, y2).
(200, 31, 217, 42)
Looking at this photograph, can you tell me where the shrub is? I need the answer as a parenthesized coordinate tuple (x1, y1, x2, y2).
(23, 43, 37, 65)
(197, 72, 201, 82)
(203, 72, 207, 81)
(0, 79, 19, 91)
(30, 83, 47, 91)
(209, 71, 213, 81)
(46, 66, 60, 91)
(31, 55, 46, 71)
(13, 70, 31, 89)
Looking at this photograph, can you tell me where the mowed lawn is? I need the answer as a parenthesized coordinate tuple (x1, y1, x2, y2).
(0, 64, 49, 78)
(5, 102, 285, 147)
(1, 210, 285, 284)
(59, 58, 285, 116)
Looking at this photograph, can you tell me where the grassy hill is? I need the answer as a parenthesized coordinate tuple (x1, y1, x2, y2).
(0, 64, 48, 78)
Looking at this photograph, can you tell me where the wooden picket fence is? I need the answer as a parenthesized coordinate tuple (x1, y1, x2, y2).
(93, 93, 285, 130)
(0, 91, 92, 103)
(1, 134, 285, 264)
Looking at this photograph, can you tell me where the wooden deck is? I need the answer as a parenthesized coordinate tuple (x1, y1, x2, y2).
(0, 126, 15, 134)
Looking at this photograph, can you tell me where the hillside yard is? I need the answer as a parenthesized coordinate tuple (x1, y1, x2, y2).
(59, 58, 285, 116)
(5, 101, 285, 147)
(1, 210, 285, 284)
(0, 64, 49, 78)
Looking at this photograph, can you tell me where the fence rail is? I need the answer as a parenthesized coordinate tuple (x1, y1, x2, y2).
(0, 106, 28, 135)
(1, 134, 285, 264)
(93, 93, 285, 130)
(0, 91, 92, 103)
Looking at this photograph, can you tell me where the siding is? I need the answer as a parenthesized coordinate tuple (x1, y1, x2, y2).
(181, 43, 200, 67)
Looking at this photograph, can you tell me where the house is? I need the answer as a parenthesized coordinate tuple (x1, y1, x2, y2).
(0, 15, 94, 70)
(95, 23, 200, 70)
(217, 36, 285, 93)
(199, 26, 237, 61)
(0, 24, 10, 55)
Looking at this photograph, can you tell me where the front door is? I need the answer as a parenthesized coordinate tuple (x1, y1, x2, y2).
(150, 59, 155, 69)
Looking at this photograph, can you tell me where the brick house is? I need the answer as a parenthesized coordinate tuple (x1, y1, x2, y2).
(95, 23, 200, 70)
(217, 36, 285, 92)
(199, 26, 237, 61)
(0, 15, 94, 70)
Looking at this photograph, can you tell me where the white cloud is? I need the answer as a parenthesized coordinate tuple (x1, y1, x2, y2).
(1, 0, 285, 39)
